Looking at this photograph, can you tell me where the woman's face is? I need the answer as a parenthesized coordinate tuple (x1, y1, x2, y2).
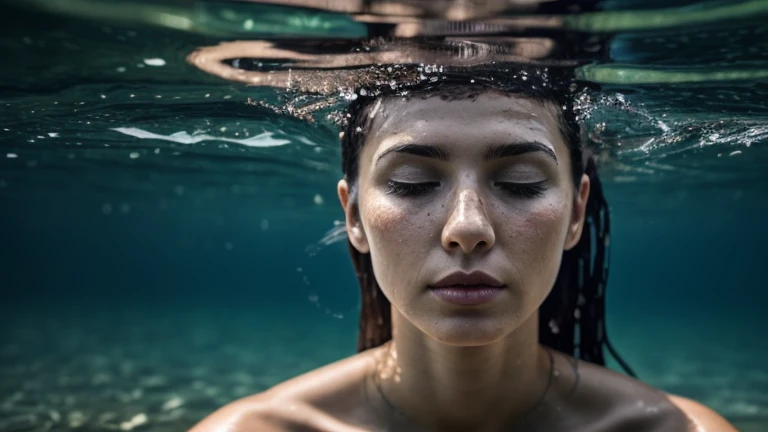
(338, 92, 589, 346)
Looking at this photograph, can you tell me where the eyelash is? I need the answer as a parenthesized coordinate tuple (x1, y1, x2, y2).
(386, 180, 546, 198)
(386, 180, 439, 196)
(495, 181, 547, 199)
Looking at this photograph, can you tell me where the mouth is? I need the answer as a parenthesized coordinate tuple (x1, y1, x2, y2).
(428, 271, 506, 306)
(429, 270, 505, 289)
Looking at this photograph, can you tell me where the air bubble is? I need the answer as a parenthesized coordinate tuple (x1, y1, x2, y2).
(144, 58, 166, 67)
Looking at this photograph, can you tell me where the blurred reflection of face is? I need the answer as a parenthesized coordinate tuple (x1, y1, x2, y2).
(343, 92, 587, 346)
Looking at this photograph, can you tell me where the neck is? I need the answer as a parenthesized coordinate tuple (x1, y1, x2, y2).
(369, 310, 555, 432)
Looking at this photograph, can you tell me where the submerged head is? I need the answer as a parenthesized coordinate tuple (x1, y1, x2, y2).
(337, 76, 615, 366)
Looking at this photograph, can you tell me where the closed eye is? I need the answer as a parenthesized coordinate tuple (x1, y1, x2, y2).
(386, 180, 440, 196)
(494, 181, 547, 198)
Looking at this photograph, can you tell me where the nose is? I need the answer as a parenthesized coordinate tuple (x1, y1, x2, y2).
(441, 189, 496, 254)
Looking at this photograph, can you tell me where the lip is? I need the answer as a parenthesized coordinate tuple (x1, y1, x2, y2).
(429, 271, 506, 306)
(430, 271, 505, 289)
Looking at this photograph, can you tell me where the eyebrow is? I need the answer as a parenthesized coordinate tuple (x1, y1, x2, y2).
(375, 144, 449, 166)
(484, 142, 558, 164)
(375, 141, 557, 166)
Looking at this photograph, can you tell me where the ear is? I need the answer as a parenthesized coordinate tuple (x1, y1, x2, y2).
(337, 178, 370, 253)
(564, 173, 590, 251)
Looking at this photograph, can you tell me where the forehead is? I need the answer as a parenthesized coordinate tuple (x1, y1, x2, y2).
(365, 92, 567, 151)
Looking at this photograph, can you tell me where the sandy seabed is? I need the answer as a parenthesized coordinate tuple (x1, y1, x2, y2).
(1, 307, 766, 431)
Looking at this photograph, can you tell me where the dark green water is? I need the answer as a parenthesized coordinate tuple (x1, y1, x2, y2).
(1, 0, 768, 431)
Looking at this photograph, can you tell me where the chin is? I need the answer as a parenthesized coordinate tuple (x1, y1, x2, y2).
(423, 315, 515, 347)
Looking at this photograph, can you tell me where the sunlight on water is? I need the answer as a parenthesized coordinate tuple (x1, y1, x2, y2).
(112, 127, 293, 147)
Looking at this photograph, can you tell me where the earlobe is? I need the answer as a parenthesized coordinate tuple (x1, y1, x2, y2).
(348, 223, 370, 253)
(337, 179, 370, 253)
(564, 174, 590, 251)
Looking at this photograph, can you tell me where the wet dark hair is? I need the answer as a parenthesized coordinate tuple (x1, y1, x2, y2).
(340, 70, 636, 377)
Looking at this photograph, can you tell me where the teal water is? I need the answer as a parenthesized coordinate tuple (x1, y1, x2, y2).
(2, 1, 768, 431)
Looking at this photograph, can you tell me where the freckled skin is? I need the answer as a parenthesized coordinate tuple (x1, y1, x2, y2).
(191, 92, 738, 432)
(355, 93, 575, 347)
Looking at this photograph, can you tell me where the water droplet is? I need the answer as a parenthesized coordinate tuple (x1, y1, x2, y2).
(116, 67, 126, 73)
(313, 194, 324, 205)
(260, 219, 269, 230)
(129, 152, 140, 159)
(6, 153, 18, 158)
(173, 185, 185, 196)
(548, 319, 560, 334)
(224, 242, 233, 251)
(102, 203, 112, 215)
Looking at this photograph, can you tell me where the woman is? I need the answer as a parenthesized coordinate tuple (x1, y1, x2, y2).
(192, 75, 737, 431)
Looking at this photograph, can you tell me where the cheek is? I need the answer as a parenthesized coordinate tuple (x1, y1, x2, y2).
(362, 197, 418, 262)
(361, 199, 422, 298)
(500, 199, 570, 259)
(362, 196, 436, 288)
(531, 200, 570, 241)
(362, 190, 436, 242)
(365, 199, 407, 235)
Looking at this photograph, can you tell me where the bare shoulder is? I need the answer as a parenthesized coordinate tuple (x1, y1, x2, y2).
(564, 356, 737, 432)
(667, 394, 739, 432)
(189, 349, 377, 432)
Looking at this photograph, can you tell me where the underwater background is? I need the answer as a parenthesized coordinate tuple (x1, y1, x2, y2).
(1, 0, 768, 431)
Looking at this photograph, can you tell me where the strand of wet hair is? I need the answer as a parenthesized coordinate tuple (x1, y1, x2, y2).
(581, 156, 637, 378)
